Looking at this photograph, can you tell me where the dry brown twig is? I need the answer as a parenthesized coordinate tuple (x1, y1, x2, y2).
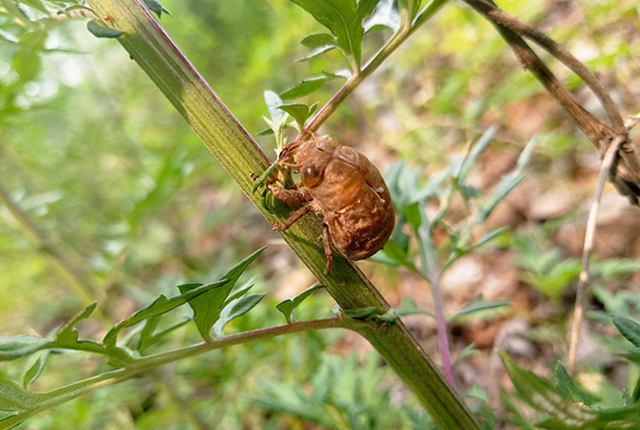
(461, 0, 640, 373)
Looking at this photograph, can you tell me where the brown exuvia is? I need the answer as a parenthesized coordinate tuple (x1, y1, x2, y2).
(269, 135, 395, 275)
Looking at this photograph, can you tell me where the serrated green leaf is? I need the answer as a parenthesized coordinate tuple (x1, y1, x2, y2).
(280, 77, 327, 99)
(448, 295, 510, 322)
(277, 103, 315, 127)
(180, 248, 266, 340)
(300, 32, 337, 48)
(613, 316, 640, 347)
(276, 284, 325, 323)
(213, 293, 265, 336)
(288, 0, 379, 69)
(104, 279, 229, 347)
(500, 352, 600, 426)
(0, 336, 53, 362)
(56, 303, 97, 343)
(87, 19, 124, 39)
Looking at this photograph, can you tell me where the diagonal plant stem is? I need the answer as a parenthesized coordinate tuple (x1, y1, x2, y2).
(76, 0, 480, 428)
(567, 133, 625, 374)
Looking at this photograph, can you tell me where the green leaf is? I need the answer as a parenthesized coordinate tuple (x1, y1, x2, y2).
(22, 350, 50, 388)
(633, 373, 640, 403)
(296, 45, 336, 62)
(13, 30, 47, 83)
(457, 124, 498, 183)
(104, 279, 231, 348)
(56, 303, 97, 343)
(143, 0, 171, 18)
(454, 342, 479, 364)
(0, 336, 53, 361)
(364, 0, 400, 33)
(288, 0, 380, 69)
(554, 362, 578, 402)
(137, 315, 160, 351)
(264, 90, 287, 126)
(213, 293, 265, 336)
(448, 295, 510, 322)
(87, 19, 124, 39)
(613, 316, 640, 347)
(300, 32, 337, 48)
(473, 227, 508, 250)
(394, 297, 434, 318)
(477, 135, 538, 223)
(321, 69, 352, 80)
(280, 77, 327, 99)
(180, 247, 266, 340)
(465, 383, 488, 402)
(276, 284, 325, 323)
(376, 239, 414, 270)
(0, 377, 38, 412)
(277, 103, 318, 127)
(137, 317, 190, 352)
(501, 352, 602, 427)
(371, 309, 398, 323)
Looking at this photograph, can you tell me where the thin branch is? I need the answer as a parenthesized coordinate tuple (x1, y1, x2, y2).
(462, 0, 615, 148)
(567, 135, 624, 374)
(0, 318, 358, 429)
(307, 0, 450, 133)
(466, 0, 624, 133)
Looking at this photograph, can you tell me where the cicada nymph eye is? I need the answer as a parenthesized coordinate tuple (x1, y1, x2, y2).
(301, 164, 323, 188)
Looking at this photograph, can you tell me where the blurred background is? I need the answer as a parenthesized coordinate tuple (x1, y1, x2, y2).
(1, 0, 640, 428)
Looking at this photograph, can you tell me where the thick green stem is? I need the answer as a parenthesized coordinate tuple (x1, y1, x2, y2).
(75, 1, 480, 428)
